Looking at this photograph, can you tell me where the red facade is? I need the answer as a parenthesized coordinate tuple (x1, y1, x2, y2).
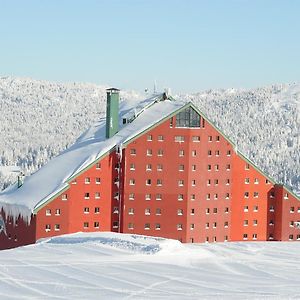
(1, 104, 300, 249)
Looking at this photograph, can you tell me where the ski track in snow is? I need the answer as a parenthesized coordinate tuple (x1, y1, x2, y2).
(0, 233, 300, 299)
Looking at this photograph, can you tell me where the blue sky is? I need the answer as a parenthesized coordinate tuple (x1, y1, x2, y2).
(1, 0, 299, 93)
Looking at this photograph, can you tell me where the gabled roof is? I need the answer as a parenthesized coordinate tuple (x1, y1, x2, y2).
(0, 93, 187, 219)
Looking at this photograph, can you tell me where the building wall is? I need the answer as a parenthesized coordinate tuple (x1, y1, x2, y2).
(0, 210, 36, 250)
(36, 152, 120, 240)
(121, 114, 233, 243)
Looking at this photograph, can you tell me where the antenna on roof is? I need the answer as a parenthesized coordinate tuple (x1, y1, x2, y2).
(153, 80, 157, 94)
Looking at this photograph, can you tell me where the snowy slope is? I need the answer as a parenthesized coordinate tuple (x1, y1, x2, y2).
(0, 232, 300, 299)
(0, 77, 299, 194)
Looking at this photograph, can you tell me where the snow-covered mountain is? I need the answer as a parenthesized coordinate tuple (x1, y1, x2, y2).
(0, 77, 299, 194)
(1, 232, 300, 299)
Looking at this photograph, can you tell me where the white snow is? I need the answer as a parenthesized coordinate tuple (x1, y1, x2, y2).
(0, 232, 300, 299)
(0, 94, 185, 219)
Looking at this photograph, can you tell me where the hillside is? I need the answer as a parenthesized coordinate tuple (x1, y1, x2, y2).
(0, 232, 300, 299)
(0, 77, 299, 194)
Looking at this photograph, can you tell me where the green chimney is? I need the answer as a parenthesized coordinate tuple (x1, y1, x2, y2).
(106, 88, 120, 138)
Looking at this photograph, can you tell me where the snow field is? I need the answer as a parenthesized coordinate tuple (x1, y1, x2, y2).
(0, 232, 300, 299)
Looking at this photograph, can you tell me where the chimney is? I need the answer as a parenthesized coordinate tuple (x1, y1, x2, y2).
(106, 88, 120, 138)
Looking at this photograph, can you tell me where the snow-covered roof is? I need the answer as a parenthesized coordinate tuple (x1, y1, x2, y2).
(0, 93, 187, 219)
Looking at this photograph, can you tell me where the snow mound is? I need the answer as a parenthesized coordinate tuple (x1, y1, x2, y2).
(38, 232, 169, 255)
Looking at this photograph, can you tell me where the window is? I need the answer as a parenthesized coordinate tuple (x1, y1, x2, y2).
(205, 223, 209, 229)
(190, 208, 195, 215)
(208, 135, 213, 142)
(84, 193, 90, 199)
(128, 208, 134, 215)
(254, 178, 259, 184)
(253, 205, 258, 212)
(289, 234, 294, 240)
(46, 209, 51, 216)
(95, 192, 100, 199)
(225, 193, 230, 199)
(179, 164, 184, 171)
(225, 207, 229, 213)
(96, 162, 101, 169)
(245, 178, 250, 184)
(216, 136, 220, 142)
(128, 223, 134, 230)
(145, 208, 151, 215)
(144, 223, 150, 230)
(254, 192, 259, 198)
(45, 224, 51, 232)
(205, 208, 210, 214)
(191, 180, 196, 186)
(213, 207, 218, 214)
(245, 163, 250, 170)
(147, 134, 152, 141)
(226, 179, 230, 185)
(266, 179, 270, 184)
(224, 236, 228, 242)
(244, 206, 249, 212)
(179, 150, 184, 156)
(192, 136, 200, 142)
(95, 207, 100, 214)
(177, 224, 183, 231)
(157, 164, 163, 171)
(284, 193, 289, 199)
(129, 193, 135, 200)
(215, 164, 219, 171)
(269, 205, 275, 212)
(85, 177, 91, 184)
(157, 179, 162, 186)
(175, 107, 200, 128)
(178, 194, 184, 201)
(55, 224, 60, 231)
(129, 179, 135, 185)
(208, 150, 212, 156)
(62, 194, 68, 201)
(178, 180, 184, 186)
(113, 221, 119, 228)
(226, 164, 230, 171)
(113, 207, 119, 214)
(157, 149, 164, 156)
(289, 221, 294, 227)
(213, 222, 217, 228)
(84, 207, 89, 214)
(290, 207, 295, 213)
(253, 220, 258, 226)
(174, 135, 185, 142)
(146, 164, 152, 171)
(177, 209, 183, 215)
(130, 149, 136, 155)
(207, 179, 211, 186)
(215, 150, 220, 156)
(146, 149, 152, 156)
(214, 179, 219, 185)
(156, 208, 161, 215)
(192, 165, 196, 171)
(145, 193, 151, 200)
(92, 222, 99, 229)
(156, 194, 162, 201)
(224, 221, 229, 228)
(158, 135, 164, 141)
(298, 207, 300, 213)
(192, 150, 197, 157)
(253, 234, 257, 240)
(190, 224, 195, 230)
(214, 193, 218, 200)
(83, 222, 89, 228)
(207, 165, 212, 171)
(227, 150, 231, 156)
(170, 118, 173, 128)
(130, 163, 135, 170)
(244, 192, 249, 198)
(243, 234, 248, 240)
(55, 209, 60, 215)
(206, 193, 211, 200)
(297, 235, 300, 240)
(243, 220, 248, 226)
(71, 179, 77, 185)
(95, 177, 101, 184)
(155, 223, 161, 230)
(191, 194, 196, 201)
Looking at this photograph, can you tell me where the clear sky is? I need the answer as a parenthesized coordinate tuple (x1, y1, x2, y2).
(1, 0, 299, 93)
